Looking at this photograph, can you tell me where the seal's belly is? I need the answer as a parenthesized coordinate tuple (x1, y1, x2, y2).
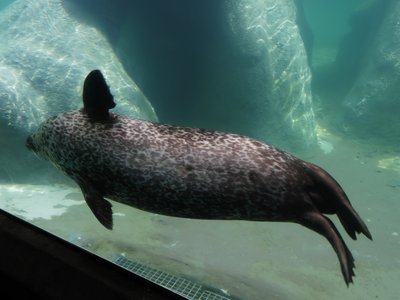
(92, 150, 288, 220)
(56, 118, 297, 220)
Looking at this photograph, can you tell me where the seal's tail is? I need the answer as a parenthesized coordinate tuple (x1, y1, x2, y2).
(303, 162, 372, 241)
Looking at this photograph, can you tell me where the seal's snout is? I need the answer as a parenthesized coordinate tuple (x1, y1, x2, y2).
(26, 136, 35, 152)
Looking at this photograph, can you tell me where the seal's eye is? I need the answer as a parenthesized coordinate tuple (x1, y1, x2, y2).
(26, 136, 35, 152)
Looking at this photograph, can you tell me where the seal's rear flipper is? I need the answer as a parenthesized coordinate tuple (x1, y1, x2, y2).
(83, 70, 116, 121)
(76, 177, 113, 230)
(300, 211, 355, 286)
(303, 162, 372, 241)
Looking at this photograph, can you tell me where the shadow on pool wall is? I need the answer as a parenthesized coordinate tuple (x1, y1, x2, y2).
(63, 0, 400, 152)
(305, 0, 399, 145)
(63, 0, 317, 152)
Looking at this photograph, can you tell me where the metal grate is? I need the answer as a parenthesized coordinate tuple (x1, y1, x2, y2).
(113, 254, 233, 300)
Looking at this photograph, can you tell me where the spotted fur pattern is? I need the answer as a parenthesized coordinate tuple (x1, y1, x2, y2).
(27, 109, 314, 221)
(27, 106, 372, 285)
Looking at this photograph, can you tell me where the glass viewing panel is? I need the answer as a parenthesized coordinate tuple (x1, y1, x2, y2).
(0, 0, 398, 299)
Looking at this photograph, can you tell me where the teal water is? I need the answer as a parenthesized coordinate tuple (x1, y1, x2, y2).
(303, 0, 366, 50)
(0, 0, 399, 299)
(0, 0, 14, 11)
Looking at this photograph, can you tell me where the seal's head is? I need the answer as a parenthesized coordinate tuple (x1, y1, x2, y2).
(26, 69, 115, 162)
(26, 116, 57, 161)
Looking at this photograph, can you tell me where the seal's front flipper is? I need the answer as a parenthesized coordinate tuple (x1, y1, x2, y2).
(77, 178, 113, 230)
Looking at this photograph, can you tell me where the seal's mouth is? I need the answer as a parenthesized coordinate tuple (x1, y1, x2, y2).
(26, 136, 35, 152)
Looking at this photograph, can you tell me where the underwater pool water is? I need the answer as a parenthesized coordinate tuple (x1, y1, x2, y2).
(1, 1, 399, 299)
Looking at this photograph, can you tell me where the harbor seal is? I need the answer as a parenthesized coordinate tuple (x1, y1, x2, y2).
(26, 70, 372, 285)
